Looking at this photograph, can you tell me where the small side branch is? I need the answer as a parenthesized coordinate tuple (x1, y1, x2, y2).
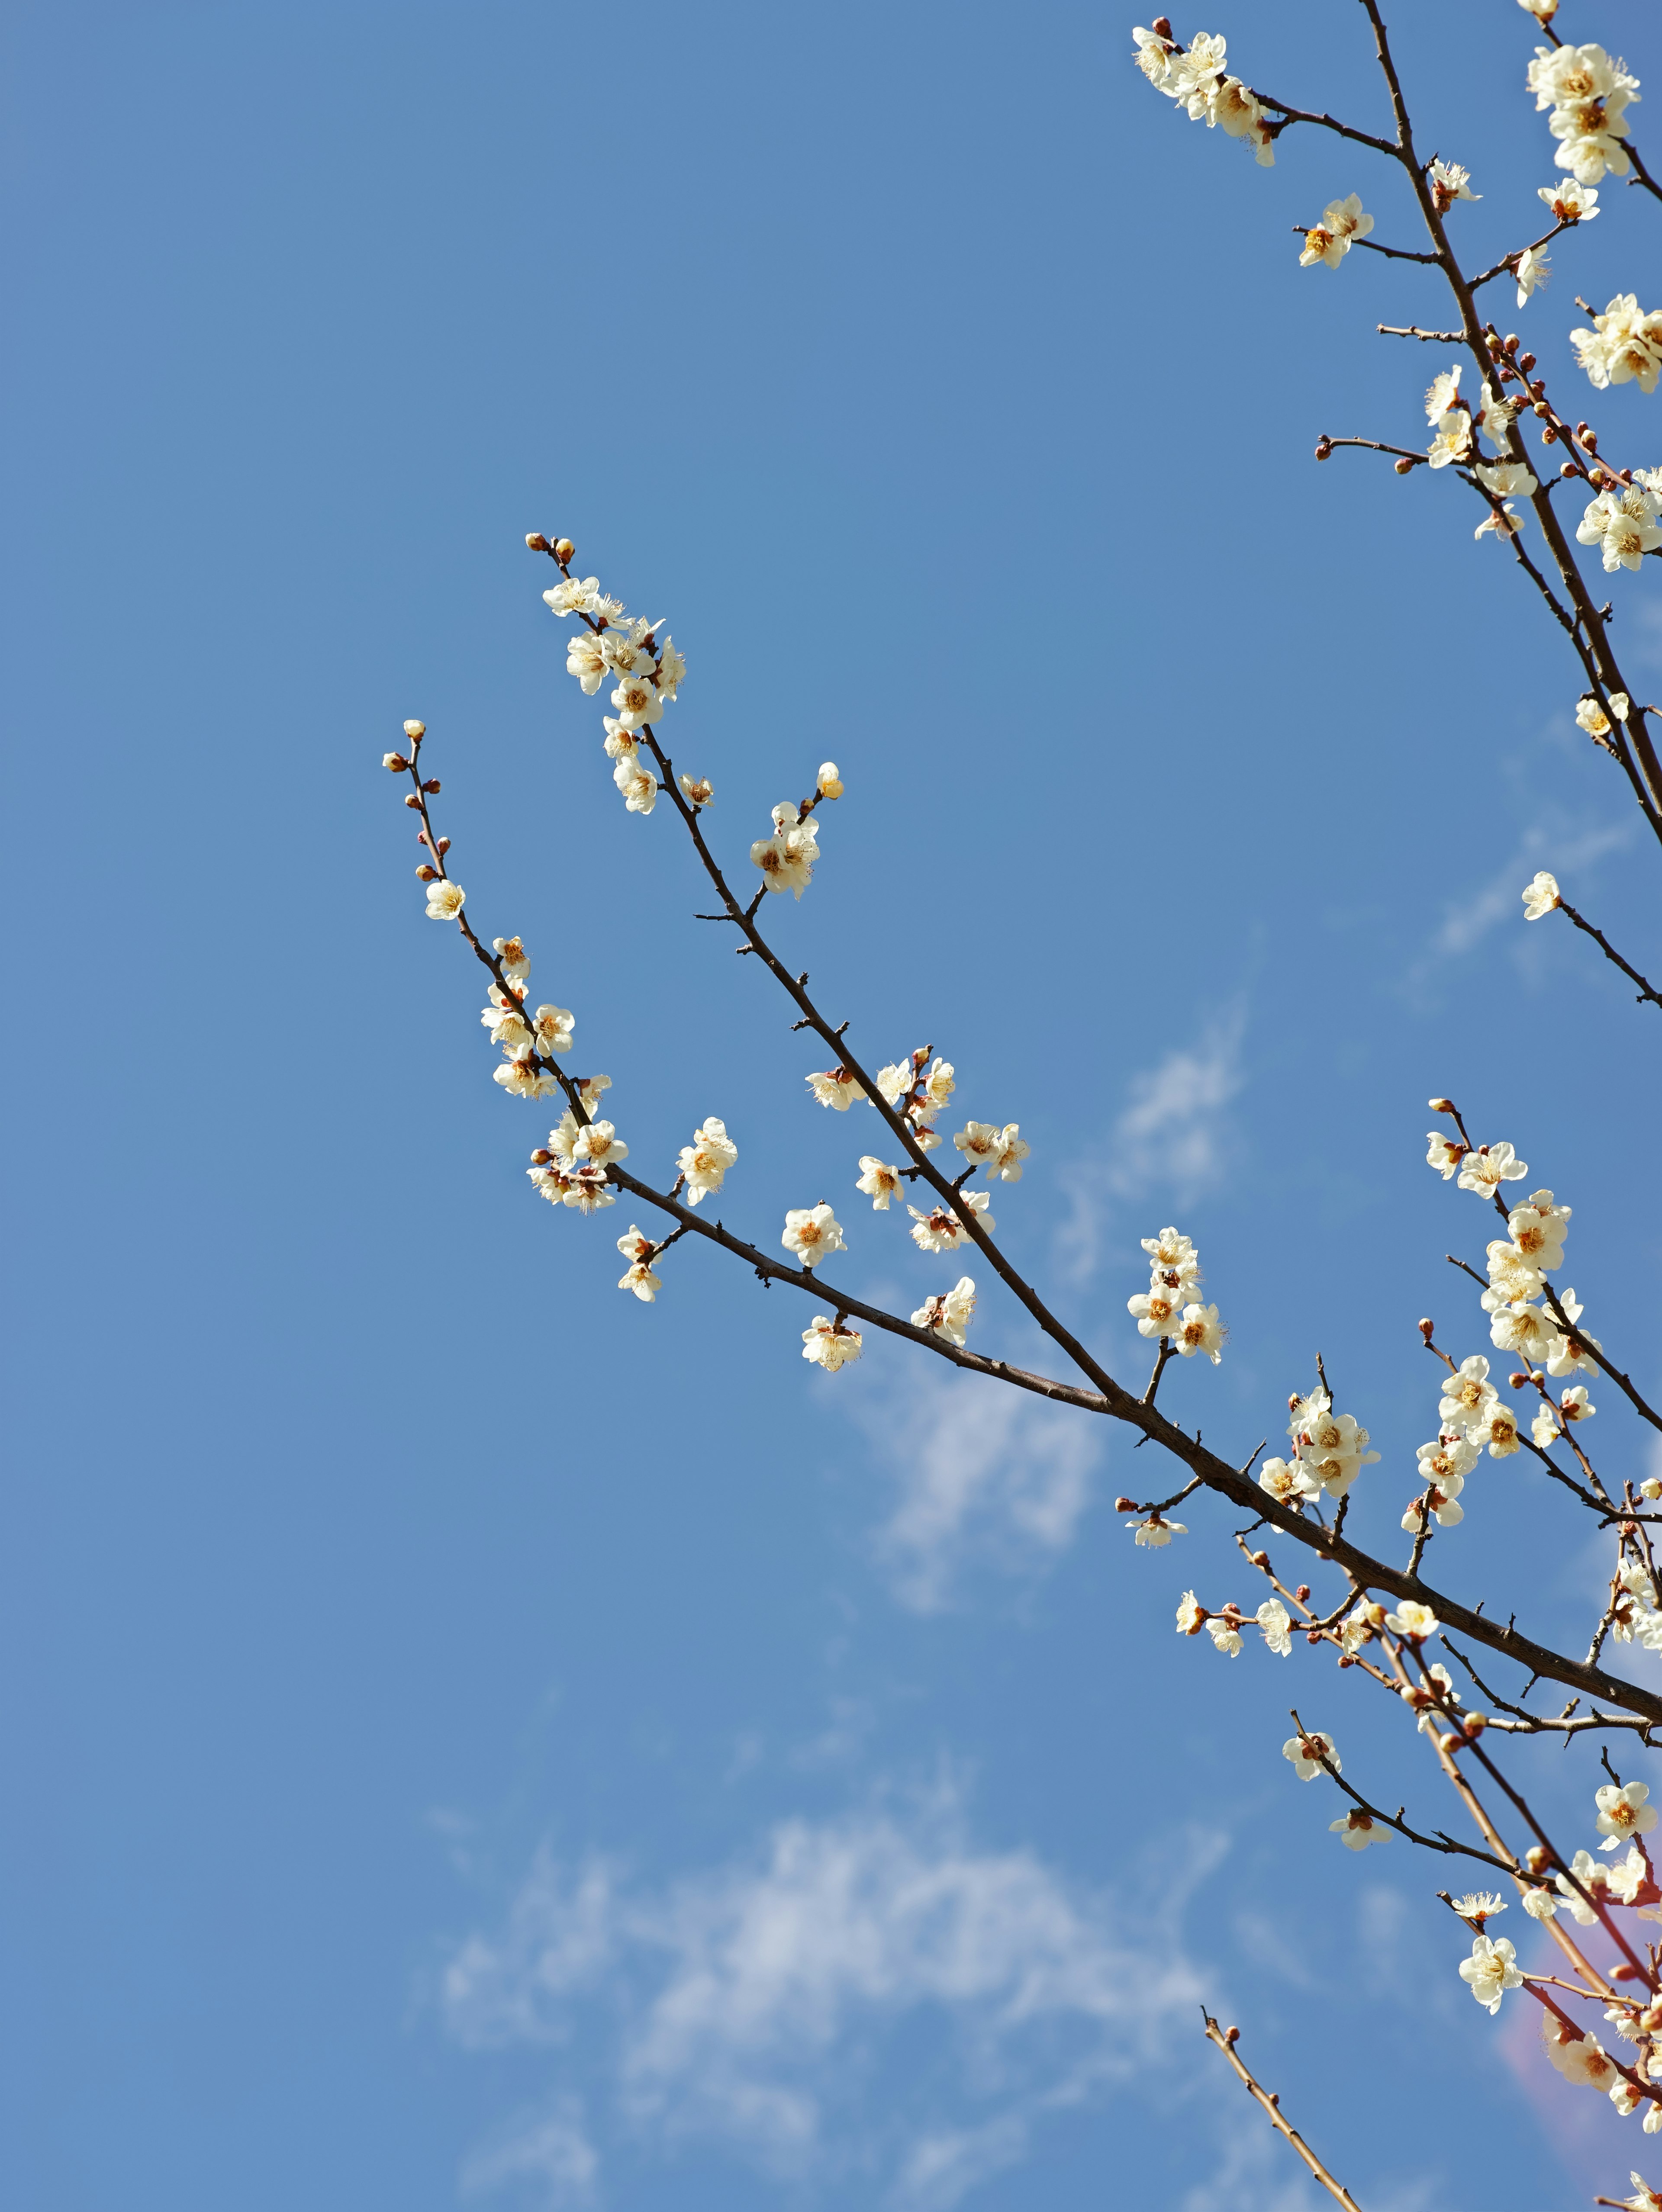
(1556, 896, 1662, 1012)
(1376, 323, 1463, 343)
(1200, 2014, 1365, 2212)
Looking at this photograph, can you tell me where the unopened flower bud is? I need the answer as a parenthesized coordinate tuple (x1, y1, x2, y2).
(1150, 14, 1172, 37)
(422, 777, 441, 793)
(416, 863, 439, 880)
(817, 761, 844, 799)
(1114, 1496, 1137, 1513)
(403, 719, 425, 740)
(1526, 1843, 1550, 1874)
(383, 751, 408, 772)
(1428, 1097, 1455, 1114)
(1363, 1602, 1386, 1629)
(1582, 427, 1598, 453)
(1402, 1684, 1432, 1709)
(1437, 1731, 1461, 1754)
(1223, 2022, 1239, 2045)
(525, 531, 551, 552)
(1295, 1584, 1311, 1604)
(1250, 1550, 1269, 1569)
(1418, 1318, 1435, 1341)
(1641, 1479, 1662, 1502)
(530, 1148, 553, 1166)
(405, 793, 421, 809)
(1519, 352, 1536, 374)
(553, 537, 575, 563)
(1314, 436, 1334, 461)
(1509, 1371, 1529, 1389)
(1394, 457, 1413, 475)
(437, 835, 451, 854)
(1463, 1714, 1488, 1738)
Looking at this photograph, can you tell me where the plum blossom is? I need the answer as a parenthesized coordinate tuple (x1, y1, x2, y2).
(615, 1226, 663, 1303)
(1429, 159, 1480, 212)
(573, 1119, 626, 1168)
(907, 1191, 993, 1254)
(855, 1156, 903, 1210)
(1598, 1782, 1659, 1851)
(1456, 1141, 1529, 1198)
(1427, 1131, 1467, 1179)
(1259, 1456, 1321, 1510)
(492, 936, 531, 981)
(1578, 482, 1662, 572)
(1574, 296, 1662, 394)
(751, 804, 821, 899)
(783, 1203, 845, 1269)
(494, 1046, 558, 1100)
(613, 756, 659, 813)
(1257, 1599, 1292, 1656)
(911, 1276, 977, 1347)
(1129, 1285, 1185, 1341)
(1556, 1849, 1611, 1924)
(953, 1121, 1030, 1180)
(1459, 1933, 1523, 2013)
(1509, 1190, 1571, 1270)
(425, 878, 465, 920)
(1440, 1356, 1498, 1434)
(1283, 1730, 1338, 1781)
(802, 1316, 863, 1371)
(1516, 245, 1550, 307)
(678, 1117, 738, 1205)
(1300, 194, 1373, 269)
(1385, 1599, 1439, 1641)
(565, 630, 608, 693)
(806, 1066, 867, 1110)
(1522, 870, 1562, 919)
(1331, 1809, 1387, 1852)
(1540, 177, 1598, 221)
(531, 1005, 575, 1057)
(1530, 43, 1640, 184)
(1174, 1302, 1226, 1363)
(1127, 1513, 1186, 1547)
(1207, 1617, 1243, 1658)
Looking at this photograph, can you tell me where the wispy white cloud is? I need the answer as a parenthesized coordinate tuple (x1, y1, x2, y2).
(459, 2098, 598, 2210)
(1054, 1004, 1247, 1287)
(848, 1358, 1099, 1613)
(442, 1787, 1214, 2206)
(1400, 818, 1633, 1004)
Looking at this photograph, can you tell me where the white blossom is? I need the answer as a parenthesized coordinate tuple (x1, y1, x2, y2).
(1207, 1617, 1243, 1657)
(911, 1276, 977, 1347)
(1516, 244, 1550, 307)
(1257, 1599, 1292, 1656)
(1450, 1892, 1507, 1926)
(1456, 1141, 1529, 1198)
(1574, 296, 1662, 394)
(1283, 1730, 1338, 1781)
(1385, 1599, 1439, 1640)
(1426, 1131, 1466, 1179)
(953, 1121, 1031, 1180)
(425, 879, 465, 920)
(856, 1156, 903, 1210)
(816, 761, 843, 799)
(1598, 1782, 1659, 1850)
(481, 982, 531, 1051)
(1331, 1810, 1387, 1852)
(1127, 1513, 1186, 1547)
(493, 1046, 558, 1100)
(531, 1005, 575, 1057)
(907, 1190, 992, 1254)
(1578, 482, 1662, 571)
(572, 1118, 626, 1168)
(1440, 1355, 1497, 1434)
(1425, 366, 1462, 422)
(751, 805, 820, 899)
(1544, 1288, 1601, 1377)
(1426, 411, 1473, 470)
(1522, 870, 1562, 919)
(678, 1117, 738, 1206)
(1175, 1590, 1206, 1636)
(493, 936, 531, 981)
(1300, 194, 1373, 269)
(615, 1225, 663, 1303)
(1478, 460, 1536, 501)
(1429, 159, 1479, 211)
(1259, 1456, 1321, 1509)
(1556, 1848, 1610, 1923)
(802, 1317, 863, 1371)
(1174, 1302, 1226, 1363)
(806, 1067, 868, 1110)
(544, 575, 600, 618)
(1459, 1933, 1523, 2013)
(1402, 1466, 1465, 1532)
(1509, 1189, 1571, 1270)
(1522, 1885, 1559, 1919)
(677, 772, 714, 808)
(1578, 694, 1614, 739)
(613, 756, 659, 813)
(1539, 177, 1598, 221)
(565, 630, 609, 693)
(783, 1202, 846, 1269)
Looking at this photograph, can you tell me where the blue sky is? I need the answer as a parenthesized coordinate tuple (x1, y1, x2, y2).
(5, 2, 1662, 2207)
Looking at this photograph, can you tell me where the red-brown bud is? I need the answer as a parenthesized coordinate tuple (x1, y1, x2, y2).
(403, 719, 425, 741)
(1393, 457, 1414, 475)
(437, 835, 451, 854)
(1526, 1844, 1550, 1874)
(1114, 1495, 1137, 1513)
(530, 1148, 553, 1165)
(553, 537, 576, 563)
(1429, 1096, 1456, 1113)
(416, 863, 439, 880)
(1295, 1584, 1311, 1604)
(1509, 1371, 1530, 1389)
(1519, 352, 1536, 374)
(422, 777, 441, 793)
(1418, 1318, 1435, 1341)
(525, 532, 551, 553)
(1250, 1549, 1270, 1569)
(1314, 436, 1333, 461)
(1223, 2024, 1240, 2045)
(383, 751, 409, 772)
(1151, 15, 1173, 37)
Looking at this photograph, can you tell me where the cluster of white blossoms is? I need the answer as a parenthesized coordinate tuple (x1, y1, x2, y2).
(541, 568, 686, 817)
(525, 1083, 622, 1215)
(1417, 364, 1538, 540)
(752, 768, 842, 900)
(678, 1116, 738, 1206)
(1132, 26, 1274, 164)
(1577, 473, 1662, 569)
(1257, 1382, 1380, 1511)
(1527, 41, 1639, 185)
(802, 1315, 863, 1370)
(1574, 295, 1662, 395)
(874, 1049, 957, 1151)
(1298, 193, 1372, 269)
(1127, 1226, 1225, 1363)
(1173, 1589, 1292, 1659)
